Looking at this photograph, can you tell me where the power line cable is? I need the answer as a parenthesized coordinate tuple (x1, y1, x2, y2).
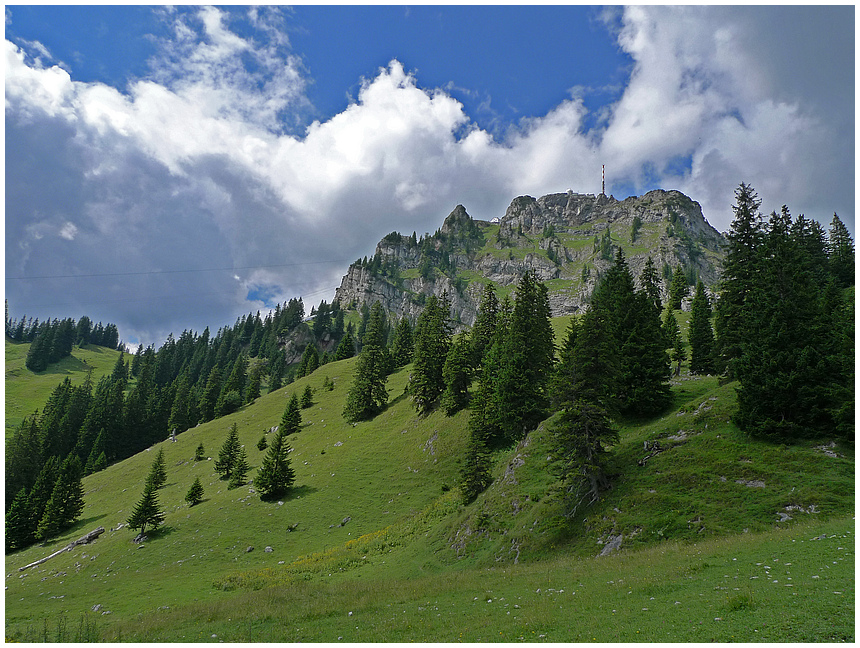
(6, 259, 352, 281)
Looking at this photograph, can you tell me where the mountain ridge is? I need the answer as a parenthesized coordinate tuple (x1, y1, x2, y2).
(334, 188, 726, 326)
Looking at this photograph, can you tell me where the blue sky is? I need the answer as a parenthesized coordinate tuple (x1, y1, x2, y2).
(5, 5, 854, 347)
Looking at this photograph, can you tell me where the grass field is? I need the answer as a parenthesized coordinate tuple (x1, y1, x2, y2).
(5, 340, 124, 436)
(4, 325, 854, 642)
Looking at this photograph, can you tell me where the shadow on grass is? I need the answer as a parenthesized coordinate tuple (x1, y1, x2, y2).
(260, 484, 318, 503)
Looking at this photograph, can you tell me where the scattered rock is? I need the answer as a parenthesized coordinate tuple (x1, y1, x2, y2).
(736, 479, 765, 488)
(599, 534, 624, 557)
(245, 546, 254, 553)
(340, 516, 351, 527)
(264, 546, 273, 553)
(91, 604, 101, 612)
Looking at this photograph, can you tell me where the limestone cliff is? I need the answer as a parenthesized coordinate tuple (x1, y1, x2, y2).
(334, 189, 725, 327)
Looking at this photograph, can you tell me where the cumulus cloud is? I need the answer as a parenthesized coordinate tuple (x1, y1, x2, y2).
(5, 6, 852, 346)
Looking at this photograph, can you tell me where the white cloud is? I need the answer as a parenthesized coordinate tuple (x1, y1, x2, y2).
(5, 6, 852, 346)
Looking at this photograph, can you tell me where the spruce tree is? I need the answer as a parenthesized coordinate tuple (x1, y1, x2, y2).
(409, 294, 452, 415)
(688, 280, 715, 375)
(668, 264, 689, 310)
(255, 428, 296, 500)
(492, 272, 555, 443)
(127, 482, 164, 536)
(146, 448, 167, 490)
(228, 447, 250, 489)
(185, 477, 204, 506)
(281, 393, 302, 434)
(194, 442, 206, 462)
(662, 309, 686, 376)
(714, 182, 763, 375)
(344, 302, 390, 422)
(470, 282, 499, 368)
(640, 256, 663, 311)
(215, 423, 242, 480)
(733, 206, 844, 439)
(257, 434, 268, 451)
(36, 455, 85, 541)
(6, 488, 35, 552)
(828, 213, 855, 288)
(334, 334, 356, 361)
(441, 332, 472, 416)
(301, 384, 313, 409)
(390, 316, 414, 367)
(550, 305, 620, 517)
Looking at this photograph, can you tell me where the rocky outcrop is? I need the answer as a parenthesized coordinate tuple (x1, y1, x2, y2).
(334, 189, 726, 327)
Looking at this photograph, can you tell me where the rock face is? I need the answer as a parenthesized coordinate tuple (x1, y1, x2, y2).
(334, 189, 725, 327)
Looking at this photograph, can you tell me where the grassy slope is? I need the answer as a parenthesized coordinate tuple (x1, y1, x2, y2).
(5, 340, 124, 436)
(4, 324, 854, 642)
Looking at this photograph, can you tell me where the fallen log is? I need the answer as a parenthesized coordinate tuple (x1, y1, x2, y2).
(19, 527, 105, 571)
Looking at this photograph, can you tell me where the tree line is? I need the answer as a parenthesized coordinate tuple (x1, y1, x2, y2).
(5, 310, 122, 371)
(5, 295, 355, 552)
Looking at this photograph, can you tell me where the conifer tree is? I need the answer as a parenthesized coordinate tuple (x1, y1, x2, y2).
(257, 434, 268, 451)
(228, 447, 250, 489)
(301, 384, 313, 409)
(550, 305, 620, 517)
(662, 309, 686, 376)
(441, 332, 472, 415)
(334, 334, 356, 361)
(828, 213, 855, 288)
(185, 477, 204, 506)
(255, 428, 296, 500)
(409, 294, 452, 415)
(640, 256, 663, 311)
(492, 272, 555, 443)
(6, 488, 35, 552)
(198, 365, 223, 422)
(27, 457, 59, 539)
(714, 182, 763, 375)
(733, 206, 846, 439)
(215, 423, 242, 480)
(281, 393, 302, 434)
(668, 264, 689, 310)
(194, 442, 206, 462)
(470, 282, 499, 368)
(36, 455, 85, 541)
(390, 316, 414, 367)
(127, 482, 164, 536)
(146, 448, 167, 490)
(688, 280, 715, 375)
(343, 303, 390, 422)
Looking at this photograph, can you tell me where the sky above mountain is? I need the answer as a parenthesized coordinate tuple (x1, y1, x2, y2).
(5, 5, 854, 348)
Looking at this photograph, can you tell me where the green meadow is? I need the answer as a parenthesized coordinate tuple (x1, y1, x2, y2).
(4, 326, 854, 642)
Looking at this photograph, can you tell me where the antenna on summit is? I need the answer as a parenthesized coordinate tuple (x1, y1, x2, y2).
(601, 164, 605, 197)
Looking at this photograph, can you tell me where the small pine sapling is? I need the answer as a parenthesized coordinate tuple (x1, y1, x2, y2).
(185, 477, 204, 506)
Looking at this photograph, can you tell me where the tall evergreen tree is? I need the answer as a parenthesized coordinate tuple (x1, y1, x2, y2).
(301, 384, 314, 409)
(828, 213, 855, 288)
(733, 206, 847, 439)
(146, 448, 168, 490)
(640, 256, 663, 311)
(334, 333, 356, 361)
(668, 264, 689, 310)
(281, 393, 302, 434)
(215, 423, 242, 481)
(714, 182, 763, 375)
(127, 481, 164, 536)
(228, 447, 250, 489)
(441, 332, 472, 416)
(688, 280, 716, 375)
(255, 427, 296, 500)
(390, 316, 414, 367)
(492, 271, 555, 443)
(470, 282, 499, 368)
(409, 294, 453, 415)
(6, 488, 35, 552)
(550, 304, 620, 517)
(36, 455, 85, 541)
(662, 309, 686, 376)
